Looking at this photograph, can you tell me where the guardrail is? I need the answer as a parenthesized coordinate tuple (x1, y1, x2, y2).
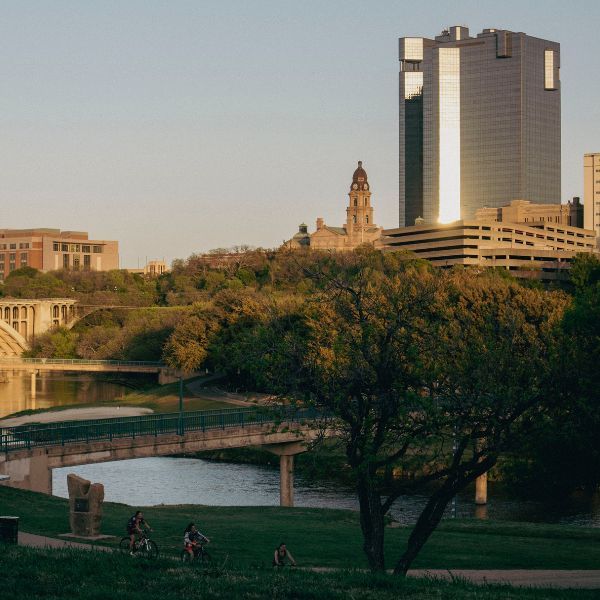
(0, 406, 322, 453)
(0, 358, 164, 368)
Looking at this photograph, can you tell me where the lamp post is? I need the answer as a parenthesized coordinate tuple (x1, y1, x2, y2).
(178, 376, 184, 435)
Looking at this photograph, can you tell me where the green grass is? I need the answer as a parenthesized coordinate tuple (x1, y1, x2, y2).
(0, 545, 596, 600)
(1, 485, 600, 571)
(111, 377, 233, 413)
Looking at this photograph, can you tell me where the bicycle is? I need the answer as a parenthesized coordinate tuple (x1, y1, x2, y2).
(181, 542, 211, 564)
(119, 530, 159, 559)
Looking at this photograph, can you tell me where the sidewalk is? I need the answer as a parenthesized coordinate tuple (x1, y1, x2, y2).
(16, 532, 600, 589)
(408, 569, 600, 589)
(18, 531, 112, 552)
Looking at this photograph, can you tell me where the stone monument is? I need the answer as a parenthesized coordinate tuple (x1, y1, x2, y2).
(67, 473, 105, 538)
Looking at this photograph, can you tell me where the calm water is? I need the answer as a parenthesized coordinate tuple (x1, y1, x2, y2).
(53, 456, 600, 527)
(0, 371, 150, 419)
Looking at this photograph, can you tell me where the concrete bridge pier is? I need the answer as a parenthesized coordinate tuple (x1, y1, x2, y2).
(475, 472, 488, 505)
(0, 449, 52, 495)
(265, 442, 307, 508)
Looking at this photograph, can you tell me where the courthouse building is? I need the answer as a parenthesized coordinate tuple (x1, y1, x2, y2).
(399, 26, 561, 227)
(0, 228, 119, 280)
(287, 161, 382, 250)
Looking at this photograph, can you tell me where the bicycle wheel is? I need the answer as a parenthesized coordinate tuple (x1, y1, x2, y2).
(138, 539, 159, 559)
(119, 537, 132, 554)
(181, 550, 193, 563)
(200, 549, 211, 564)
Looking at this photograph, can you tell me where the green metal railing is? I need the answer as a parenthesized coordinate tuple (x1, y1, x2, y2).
(0, 406, 321, 453)
(0, 358, 164, 368)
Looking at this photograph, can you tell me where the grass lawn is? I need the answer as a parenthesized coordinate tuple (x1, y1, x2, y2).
(1, 546, 596, 600)
(1, 486, 600, 572)
(0, 546, 597, 600)
(109, 377, 233, 413)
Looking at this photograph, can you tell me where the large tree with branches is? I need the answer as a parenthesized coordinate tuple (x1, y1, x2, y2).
(285, 249, 568, 574)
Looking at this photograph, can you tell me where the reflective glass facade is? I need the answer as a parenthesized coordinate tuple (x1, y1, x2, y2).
(399, 27, 561, 227)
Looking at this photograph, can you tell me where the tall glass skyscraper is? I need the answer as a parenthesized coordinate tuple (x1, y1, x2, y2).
(399, 26, 560, 226)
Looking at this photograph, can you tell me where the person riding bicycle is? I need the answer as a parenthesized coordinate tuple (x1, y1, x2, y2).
(273, 542, 296, 567)
(127, 510, 152, 554)
(183, 522, 210, 558)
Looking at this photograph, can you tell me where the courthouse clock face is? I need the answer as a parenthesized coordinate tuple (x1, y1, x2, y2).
(363, 183, 369, 190)
(352, 183, 358, 190)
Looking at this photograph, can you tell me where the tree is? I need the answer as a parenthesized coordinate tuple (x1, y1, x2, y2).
(27, 328, 78, 358)
(260, 249, 567, 574)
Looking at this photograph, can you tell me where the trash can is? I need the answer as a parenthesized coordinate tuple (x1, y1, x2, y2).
(0, 516, 19, 544)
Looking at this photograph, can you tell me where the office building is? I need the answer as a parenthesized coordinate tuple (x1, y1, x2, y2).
(0, 228, 119, 280)
(584, 153, 600, 246)
(399, 26, 561, 227)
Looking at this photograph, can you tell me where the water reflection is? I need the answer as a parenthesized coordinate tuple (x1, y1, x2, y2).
(0, 372, 147, 419)
(53, 457, 600, 527)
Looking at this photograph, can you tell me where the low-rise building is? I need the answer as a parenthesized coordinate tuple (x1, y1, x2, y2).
(127, 260, 169, 277)
(0, 228, 119, 280)
(475, 198, 583, 228)
(378, 220, 597, 281)
(584, 153, 600, 246)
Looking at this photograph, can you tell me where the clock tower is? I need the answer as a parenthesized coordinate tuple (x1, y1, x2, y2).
(346, 161, 374, 240)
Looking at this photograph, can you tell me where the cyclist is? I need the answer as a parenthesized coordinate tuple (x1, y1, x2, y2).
(183, 522, 210, 558)
(127, 510, 152, 554)
(273, 542, 296, 567)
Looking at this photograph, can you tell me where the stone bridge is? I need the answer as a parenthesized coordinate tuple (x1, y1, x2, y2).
(0, 299, 155, 357)
(0, 408, 325, 507)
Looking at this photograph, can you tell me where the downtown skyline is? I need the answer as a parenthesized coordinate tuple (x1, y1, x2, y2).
(2, 1, 600, 266)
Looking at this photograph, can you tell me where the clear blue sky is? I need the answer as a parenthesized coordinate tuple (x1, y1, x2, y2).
(1, 1, 598, 267)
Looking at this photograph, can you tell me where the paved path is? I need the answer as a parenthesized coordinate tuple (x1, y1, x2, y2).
(18, 531, 112, 552)
(408, 569, 600, 589)
(16, 533, 600, 589)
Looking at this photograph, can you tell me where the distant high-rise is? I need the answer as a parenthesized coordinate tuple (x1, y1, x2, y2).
(584, 153, 600, 245)
(399, 26, 561, 227)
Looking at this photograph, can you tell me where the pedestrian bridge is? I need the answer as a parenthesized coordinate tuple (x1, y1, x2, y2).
(0, 407, 326, 506)
(0, 357, 186, 387)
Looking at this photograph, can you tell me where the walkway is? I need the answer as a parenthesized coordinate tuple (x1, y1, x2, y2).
(14, 532, 600, 588)
(18, 531, 112, 552)
(408, 569, 600, 589)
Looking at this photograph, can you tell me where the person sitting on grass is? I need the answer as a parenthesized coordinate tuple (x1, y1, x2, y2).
(183, 522, 210, 557)
(127, 510, 152, 555)
(273, 542, 296, 567)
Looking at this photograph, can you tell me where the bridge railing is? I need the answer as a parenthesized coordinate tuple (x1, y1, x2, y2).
(0, 406, 323, 453)
(0, 357, 165, 368)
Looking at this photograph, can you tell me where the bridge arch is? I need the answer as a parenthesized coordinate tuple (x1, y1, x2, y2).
(0, 319, 30, 357)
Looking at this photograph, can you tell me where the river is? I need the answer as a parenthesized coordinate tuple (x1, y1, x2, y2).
(2, 373, 599, 527)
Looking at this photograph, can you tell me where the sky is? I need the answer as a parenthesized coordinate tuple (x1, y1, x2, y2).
(1, 0, 599, 267)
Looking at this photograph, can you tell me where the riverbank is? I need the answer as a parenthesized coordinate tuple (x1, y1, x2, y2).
(0, 406, 153, 427)
(4, 547, 597, 600)
(0, 377, 246, 423)
(1, 485, 600, 571)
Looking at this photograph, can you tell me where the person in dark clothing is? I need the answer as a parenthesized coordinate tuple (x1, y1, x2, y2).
(273, 542, 296, 567)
